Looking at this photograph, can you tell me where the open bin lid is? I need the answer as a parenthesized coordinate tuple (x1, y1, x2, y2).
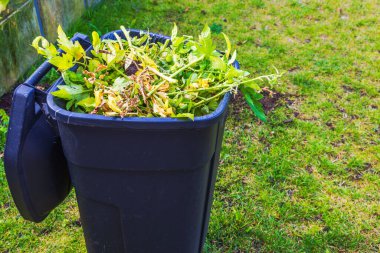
(3, 33, 91, 222)
(4, 84, 70, 222)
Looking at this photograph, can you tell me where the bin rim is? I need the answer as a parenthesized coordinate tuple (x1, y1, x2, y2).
(47, 83, 231, 129)
(46, 29, 238, 129)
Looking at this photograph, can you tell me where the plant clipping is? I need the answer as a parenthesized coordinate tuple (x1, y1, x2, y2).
(32, 24, 281, 121)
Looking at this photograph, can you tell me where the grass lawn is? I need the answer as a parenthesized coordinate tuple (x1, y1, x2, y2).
(1, 0, 379, 252)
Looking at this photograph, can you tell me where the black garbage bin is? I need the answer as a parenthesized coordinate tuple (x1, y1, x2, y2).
(5, 29, 239, 253)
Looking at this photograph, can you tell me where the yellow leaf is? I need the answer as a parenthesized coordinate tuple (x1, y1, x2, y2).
(49, 53, 74, 71)
(166, 107, 174, 116)
(210, 55, 226, 70)
(222, 32, 231, 59)
(72, 41, 85, 60)
(32, 36, 58, 59)
(32, 36, 47, 55)
(46, 44, 58, 58)
(107, 96, 122, 113)
(171, 23, 178, 39)
(51, 89, 72, 100)
(57, 25, 74, 54)
(141, 54, 158, 68)
(92, 31, 101, 51)
(94, 90, 103, 107)
(228, 50, 237, 65)
(175, 113, 194, 121)
(153, 101, 167, 117)
(77, 97, 95, 110)
(113, 32, 124, 50)
(0, 0, 10, 12)
(198, 79, 209, 88)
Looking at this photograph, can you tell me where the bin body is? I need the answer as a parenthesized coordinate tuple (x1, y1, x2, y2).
(45, 30, 236, 253)
(47, 79, 231, 253)
(55, 116, 227, 253)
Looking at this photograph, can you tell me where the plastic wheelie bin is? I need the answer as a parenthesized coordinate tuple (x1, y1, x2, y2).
(4, 29, 239, 253)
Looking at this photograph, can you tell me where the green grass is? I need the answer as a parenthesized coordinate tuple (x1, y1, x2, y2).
(1, 0, 380, 252)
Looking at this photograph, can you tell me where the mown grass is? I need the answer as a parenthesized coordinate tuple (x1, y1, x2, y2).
(1, 0, 379, 252)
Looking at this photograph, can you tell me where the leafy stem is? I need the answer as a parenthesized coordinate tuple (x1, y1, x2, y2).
(193, 87, 231, 108)
(147, 55, 205, 97)
(169, 55, 205, 78)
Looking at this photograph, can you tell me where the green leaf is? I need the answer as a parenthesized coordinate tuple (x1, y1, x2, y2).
(63, 71, 84, 85)
(49, 53, 74, 71)
(225, 66, 246, 81)
(51, 84, 86, 100)
(114, 32, 124, 49)
(88, 59, 103, 72)
(56, 26, 84, 60)
(132, 33, 149, 46)
(242, 81, 261, 92)
(76, 97, 95, 111)
(92, 31, 101, 51)
(197, 37, 216, 58)
(32, 36, 58, 59)
(71, 41, 85, 60)
(209, 56, 226, 70)
(66, 99, 75, 110)
(120, 25, 134, 50)
(112, 77, 130, 92)
(57, 25, 74, 54)
(51, 89, 73, 100)
(201, 105, 209, 114)
(251, 92, 264, 100)
(172, 36, 186, 48)
(241, 87, 267, 122)
(174, 113, 194, 121)
(171, 23, 178, 40)
(228, 50, 237, 65)
(200, 25, 211, 40)
(0, 0, 10, 12)
(195, 25, 218, 59)
(208, 100, 219, 111)
(222, 32, 231, 59)
(102, 42, 125, 65)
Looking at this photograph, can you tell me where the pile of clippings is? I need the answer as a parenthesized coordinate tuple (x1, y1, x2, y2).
(32, 24, 281, 121)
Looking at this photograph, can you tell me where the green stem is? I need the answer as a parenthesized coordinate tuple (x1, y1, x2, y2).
(193, 88, 231, 108)
(112, 66, 129, 79)
(147, 55, 205, 97)
(74, 61, 87, 67)
(169, 55, 205, 78)
(147, 66, 177, 83)
(238, 74, 280, 84)
(147, 80, 166, 97)
(168, 83, 236, 96)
